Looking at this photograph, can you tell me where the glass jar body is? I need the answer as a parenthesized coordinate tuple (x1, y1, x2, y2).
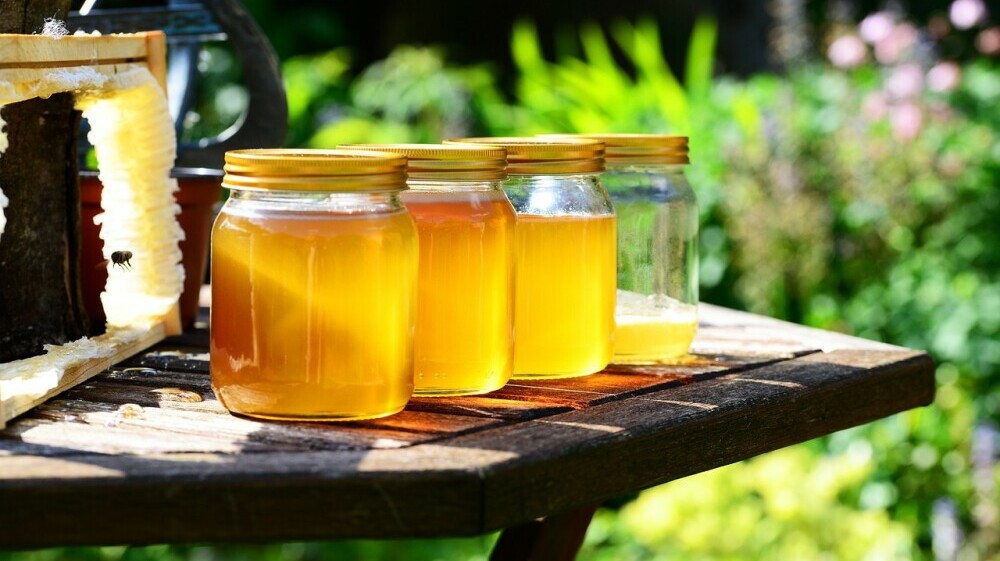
(603, 164, 698, 362)
(400, 180, 516, 396)
(503, 173, 617, 378)
(210, 188, 418, 421)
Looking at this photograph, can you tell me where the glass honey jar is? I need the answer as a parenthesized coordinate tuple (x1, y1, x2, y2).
(210, 149, 418, 421)
(447, 137, 616, 379)
(340, 143, 515, 396)
(545, 134, 698, 362)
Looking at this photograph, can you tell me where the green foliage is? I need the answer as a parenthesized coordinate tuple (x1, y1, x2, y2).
(282, 49, 352, 146)
(580, 446, 916, 560)
(179, 45, 249, 145)
(684, 16, 718, 103)
(0, 539, 496, 561)
(282, 46, 503, 147)
(499, 18, 697, 135)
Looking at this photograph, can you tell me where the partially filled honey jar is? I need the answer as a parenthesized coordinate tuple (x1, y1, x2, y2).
(545, 134, 698, 362)
(210, 149, 418, 421)
(340, 144, 515, 396)
(447, 137, 616, 379)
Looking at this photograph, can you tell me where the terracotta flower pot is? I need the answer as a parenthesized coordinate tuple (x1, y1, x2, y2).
(80, 168, 223, 330)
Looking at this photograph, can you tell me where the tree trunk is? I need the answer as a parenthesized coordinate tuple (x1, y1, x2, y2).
(0, 0, 89, 363)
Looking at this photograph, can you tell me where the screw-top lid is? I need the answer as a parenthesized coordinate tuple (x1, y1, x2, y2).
(539, 134, 689, 165)
(222, 149, 408, 191)
(445, 137, 604, 175)
(338, 143, 507, 181)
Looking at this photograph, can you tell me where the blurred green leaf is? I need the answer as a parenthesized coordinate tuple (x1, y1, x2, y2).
(684, 15, 717, 102)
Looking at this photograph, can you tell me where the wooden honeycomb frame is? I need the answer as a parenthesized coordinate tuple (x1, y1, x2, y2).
(0, 31, 182, 428)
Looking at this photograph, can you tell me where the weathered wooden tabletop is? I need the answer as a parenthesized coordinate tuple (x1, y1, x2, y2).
(0, 303, 934, 552)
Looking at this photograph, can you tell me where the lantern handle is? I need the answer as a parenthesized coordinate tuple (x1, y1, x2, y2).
(175, 0, 287, 169)
(69, 0, 288, 170)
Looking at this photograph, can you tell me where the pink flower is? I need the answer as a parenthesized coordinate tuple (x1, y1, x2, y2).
(875, 22, 919, 64)
(977, 27, 1000, 55)
(950, 0, 987, 30)
(890, 102, 924, 141)
(927, 62, 962, 92)
(860, 12, 895, 44)
(863, 92, 889, 119)
(886, 63, 925, 99)
(828, 35, 868, 68)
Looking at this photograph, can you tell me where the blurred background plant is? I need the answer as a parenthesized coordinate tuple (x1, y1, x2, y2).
(461, 6, 999, 559)
(20, 1, 999, 560)
(290, 46, 501, 146)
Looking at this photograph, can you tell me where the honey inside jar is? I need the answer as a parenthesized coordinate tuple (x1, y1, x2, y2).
(341, 143, 515, 396)
(445, 136, 617, 379)
(210, 150, 417, 421)
(401, 189, 515, 395)
(512, 214, 617, 377)
(613, 290, 697, 362)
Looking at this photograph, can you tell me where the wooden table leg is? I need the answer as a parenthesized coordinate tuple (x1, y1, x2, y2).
(490, 504, 599, 561)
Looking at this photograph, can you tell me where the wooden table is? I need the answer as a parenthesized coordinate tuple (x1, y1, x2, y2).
(0, 304, 935, 560)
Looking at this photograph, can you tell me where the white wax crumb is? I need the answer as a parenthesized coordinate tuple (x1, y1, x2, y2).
(3, 335, 109, 382)
(0, 188, 8, 237)
(40, 19, 69, 38)
(41, 335, 103, 355)
(0, 109, 7, 239)
(0, 66, 114, 106)
(41, 66, 108, 95)
(0, 110, 7, 154)
(150, 350, 210, 361)
(0, 327, 147, 401)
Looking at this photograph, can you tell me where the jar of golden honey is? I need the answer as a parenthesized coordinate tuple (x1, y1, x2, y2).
(210, 149, 418, 421)
(340, 143, 515, 396)
(545, 134, 698, 362)
(446, 137, 615, 379)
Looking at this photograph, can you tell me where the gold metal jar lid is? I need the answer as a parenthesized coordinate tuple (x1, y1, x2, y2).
(222, 149, 408, 191)
(540, 134, 689, 165)
(445, 137, 604, 175)
(338, 143, 507, 181)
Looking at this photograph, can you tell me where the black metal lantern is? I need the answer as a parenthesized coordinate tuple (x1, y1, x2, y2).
(69, 0, 288, 169)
